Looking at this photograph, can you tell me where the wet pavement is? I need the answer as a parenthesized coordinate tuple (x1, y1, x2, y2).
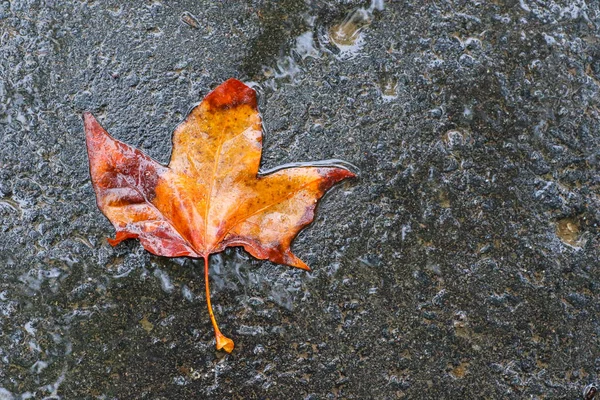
(1, 0, 600, 398)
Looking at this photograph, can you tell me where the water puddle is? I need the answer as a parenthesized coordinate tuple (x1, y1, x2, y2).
(294, 31, 320, 60)
(260, 159, 359, 176)
(325, 0, 384, 60)
(256, 0, 386, 90)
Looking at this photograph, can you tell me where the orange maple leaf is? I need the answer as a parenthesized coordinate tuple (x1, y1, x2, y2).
(84, 79, 355, 353)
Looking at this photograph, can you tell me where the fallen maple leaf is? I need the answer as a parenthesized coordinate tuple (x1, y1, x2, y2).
(84, 79, 355, 353)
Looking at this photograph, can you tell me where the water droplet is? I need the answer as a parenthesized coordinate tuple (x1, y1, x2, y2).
(556, 217, 583, 247)
(328, 8, 371, 60)
(294, 31, 321, 60)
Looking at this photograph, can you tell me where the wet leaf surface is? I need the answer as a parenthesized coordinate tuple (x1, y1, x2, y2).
(85, 79, 354, 352)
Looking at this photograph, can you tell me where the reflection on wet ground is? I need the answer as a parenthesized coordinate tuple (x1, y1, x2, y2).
(1, 0, 600, 398)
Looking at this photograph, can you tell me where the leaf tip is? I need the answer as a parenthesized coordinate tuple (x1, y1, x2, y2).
(317, 167, 356, 192)
(83, 111, 108, 144)
(283, 250, 311, 271)
(296, 262, 312, 272)
(204, 78, 257, 111)
(82, 111, 97, 128)
(337, 168, 357, 180)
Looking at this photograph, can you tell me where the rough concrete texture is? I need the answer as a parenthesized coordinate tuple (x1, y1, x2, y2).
(1, 0, 600, 398)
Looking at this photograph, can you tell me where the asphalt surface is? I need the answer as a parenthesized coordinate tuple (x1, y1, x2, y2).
(1, 1, 599, 398)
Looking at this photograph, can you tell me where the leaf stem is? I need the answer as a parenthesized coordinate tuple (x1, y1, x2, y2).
(204, 254, 234, 353)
